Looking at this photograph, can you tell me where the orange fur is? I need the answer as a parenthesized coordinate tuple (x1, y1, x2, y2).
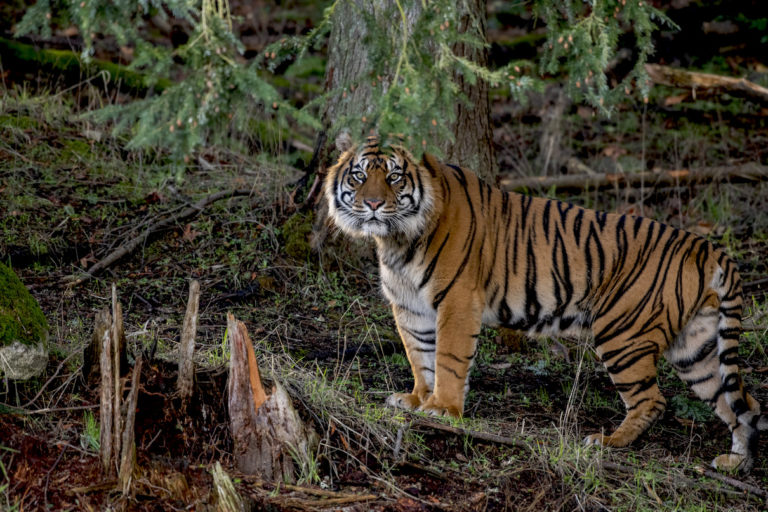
(324, 137, 764, 472)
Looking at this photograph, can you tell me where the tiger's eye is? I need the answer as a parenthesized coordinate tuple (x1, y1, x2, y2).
(388, 173, 403, 184)
(351, 171, 366, 182)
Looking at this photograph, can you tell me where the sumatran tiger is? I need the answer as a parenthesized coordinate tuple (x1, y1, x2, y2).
(323, 134, 766, 471)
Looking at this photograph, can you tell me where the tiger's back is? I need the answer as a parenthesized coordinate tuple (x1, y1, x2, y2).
(325, 135, 765, 472)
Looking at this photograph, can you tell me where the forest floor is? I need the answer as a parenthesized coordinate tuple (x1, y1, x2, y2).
(3, 2, 768, 511)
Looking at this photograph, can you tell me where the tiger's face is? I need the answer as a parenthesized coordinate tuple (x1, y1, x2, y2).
(325, 139, 434, 239)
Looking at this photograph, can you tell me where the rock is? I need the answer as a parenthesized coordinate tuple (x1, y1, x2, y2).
(0, 262, 49, 380)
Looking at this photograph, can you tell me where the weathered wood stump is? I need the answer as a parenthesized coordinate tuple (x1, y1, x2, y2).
(94, 284, 140, 496)
(177, 279, 200, 412)
(226, 313, 314, 482)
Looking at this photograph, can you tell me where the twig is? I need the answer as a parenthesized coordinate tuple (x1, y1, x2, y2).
(66, 481, 117, 496)
(65, 189, 251, 287)
(21, 350, 80, 408)
(500, 163, 768, 192)
(44, 444, 68, 509)
(3, 404, 99, 414)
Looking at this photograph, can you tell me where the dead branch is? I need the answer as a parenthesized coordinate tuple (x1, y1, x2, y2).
(277, 495, 379, 509)
(698, 467, 768, 501)
(242, 476, 379, 501)
(177, 279, 201, 410)
(500, 163, 768, 192)
(411, 418, 530, 450)
(66, 189, 252, 287)
(645, 64, 768, 105)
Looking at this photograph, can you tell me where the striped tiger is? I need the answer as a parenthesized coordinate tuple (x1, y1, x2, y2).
(324, 134, 766, 471)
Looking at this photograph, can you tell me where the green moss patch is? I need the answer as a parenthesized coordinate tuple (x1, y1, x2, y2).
(282, 211, 315, 261)
(0, 262, 49, 348)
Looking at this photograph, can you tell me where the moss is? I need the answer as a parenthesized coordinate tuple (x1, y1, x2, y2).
(61, 138, 92, 160)
(0, 114, 39, 130)
(0, 262, 49, 348)
(282, 211, 315, 261)
(0, 37, 171, 94)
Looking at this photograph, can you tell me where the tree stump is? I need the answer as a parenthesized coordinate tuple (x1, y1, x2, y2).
(226, 313, 314, 482)
(95, 284, 140, 495)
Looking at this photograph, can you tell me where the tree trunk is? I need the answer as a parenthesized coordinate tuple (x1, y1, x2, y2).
(322, 0, 497, 180)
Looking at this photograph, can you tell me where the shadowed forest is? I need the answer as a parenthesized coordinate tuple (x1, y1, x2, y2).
(1, 0, 768, 510)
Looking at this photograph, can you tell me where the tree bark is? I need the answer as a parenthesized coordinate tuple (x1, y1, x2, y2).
(322, 0, 497, 179)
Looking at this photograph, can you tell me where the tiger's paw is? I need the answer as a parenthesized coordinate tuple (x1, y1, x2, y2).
(712, 453, 752, 473)
(583, 432, 632, 448)
(385, 392, 423, 411)
(417, 396, 461, 418)
(584, 433, 606, 446)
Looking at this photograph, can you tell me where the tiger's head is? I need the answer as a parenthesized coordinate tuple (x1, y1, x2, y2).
(324, 134, 436, 240)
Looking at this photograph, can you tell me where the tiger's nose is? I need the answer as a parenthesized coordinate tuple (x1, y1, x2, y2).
(364, 198, 384, 211)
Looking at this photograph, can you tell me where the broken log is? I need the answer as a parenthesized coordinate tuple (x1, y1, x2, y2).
(226, 313, 314, 482)
(177, 279, 201, 411)
(645, 63, 768, 105)
(499, 163, 768, 192)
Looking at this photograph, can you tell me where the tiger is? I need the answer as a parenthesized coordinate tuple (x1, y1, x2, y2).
(323, 133, 766, 471)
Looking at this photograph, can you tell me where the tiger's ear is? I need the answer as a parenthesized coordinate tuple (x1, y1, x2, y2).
(421, 152, 442, 178)
(335, 131, 354, 153)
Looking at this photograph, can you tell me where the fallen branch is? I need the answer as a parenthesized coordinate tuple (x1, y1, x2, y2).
(277, 495, 379, 509)
(500, 163, 768, 192)
(242, 476, 379, 500)
(698, 467, 768, 502)
(645, 63, 768, 105)
(411, 418, 530, 450)
(66, 189, 251, 287)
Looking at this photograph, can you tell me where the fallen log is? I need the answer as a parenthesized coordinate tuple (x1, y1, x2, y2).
(645, 63, 768, 105)
(500, 163, 768, 192)
(226, 313, 314, 482)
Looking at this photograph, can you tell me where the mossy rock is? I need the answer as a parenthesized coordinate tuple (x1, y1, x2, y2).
(282, 211, 315, 261)
(0, 262, 49, 380)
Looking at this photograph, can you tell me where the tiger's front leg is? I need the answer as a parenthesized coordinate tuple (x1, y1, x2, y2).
(385, 304, 437, 411)
(417, 294, 483, 418)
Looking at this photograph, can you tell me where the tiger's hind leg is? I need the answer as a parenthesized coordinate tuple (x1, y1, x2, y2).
(586, 331, 667, 447)
(668, 301, 764, 472)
